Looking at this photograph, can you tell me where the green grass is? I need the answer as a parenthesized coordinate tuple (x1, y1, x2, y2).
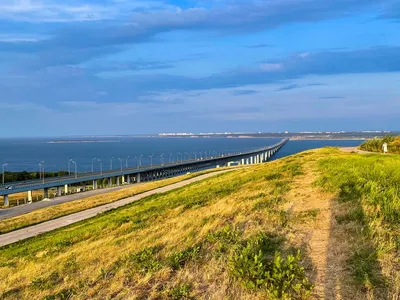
(317, 150, 400, 295)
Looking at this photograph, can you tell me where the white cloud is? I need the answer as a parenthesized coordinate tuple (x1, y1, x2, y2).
(260, 63, 283, 72)
(0, 33, 50, 42)
(0, 0, 168, 22)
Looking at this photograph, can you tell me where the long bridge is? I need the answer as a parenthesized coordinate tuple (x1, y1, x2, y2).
(0, 139, 288, 206)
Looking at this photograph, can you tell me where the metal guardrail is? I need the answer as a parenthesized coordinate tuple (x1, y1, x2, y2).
(0, 139, 288, 196)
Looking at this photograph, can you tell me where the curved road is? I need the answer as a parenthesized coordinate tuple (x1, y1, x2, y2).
(0, 169, 234, 247)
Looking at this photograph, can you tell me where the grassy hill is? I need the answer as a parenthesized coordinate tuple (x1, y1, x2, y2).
(1, 148, 400, 299)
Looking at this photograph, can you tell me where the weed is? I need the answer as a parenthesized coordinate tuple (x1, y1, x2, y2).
(165, 283, 193, 299)
(168, 245, 202, 270)
(31, 271, 62, 290)
(294, 209, 320, 222)
(44, 288, 76, 300)
(207, 225, 242, 252)
(229, 233, 311, 298)
(347, 247, 386, 290)
(130, 246, 163, 274)
(336, 207, 365, 225)
(265, 173, 282, 181)
(252, 196, 285, 211)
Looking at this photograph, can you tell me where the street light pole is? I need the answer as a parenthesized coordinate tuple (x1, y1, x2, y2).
(169, 153, 173, 163)
(136, 155, 143, 169)
(68, 159, 72, 175)
(110, 157, 114, 170)
(118, 158, 122, 171)
(126, 156, 129, 168)
(160, 153, 164, 166)
(177, 152, 182, 163)
(39, 161, 45, 184)
(70, 160, 77, 179)
(2, 163, 8, 184)
(149, 154, 154, 167)
(98, 159, 103, 175)
(92, 157, 97, 172)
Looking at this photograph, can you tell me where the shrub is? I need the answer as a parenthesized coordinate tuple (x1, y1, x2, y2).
(229, 233, 311, 298)
(360, 135, 400, 153)
(207, 225, 242, 253)
(168, 245, 202, 270)
(165, 283, 192, 299)
(130, 247, 162, 273)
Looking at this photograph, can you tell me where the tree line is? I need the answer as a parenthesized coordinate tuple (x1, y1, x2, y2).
(2, 171, 69, 184)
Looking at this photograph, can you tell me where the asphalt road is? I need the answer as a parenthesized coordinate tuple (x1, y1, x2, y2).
(0, 183, 145, 221)
(0, 169, 233, 247)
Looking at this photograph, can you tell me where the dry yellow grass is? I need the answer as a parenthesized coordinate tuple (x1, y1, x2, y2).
(2, 190, 43, 207)
(0, 155, 306, 299)
(0, 169, 226, 234)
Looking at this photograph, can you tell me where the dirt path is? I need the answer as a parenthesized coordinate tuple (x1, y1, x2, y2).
(284, 161, 361, 299)
(340, 147, 393, 155)
(0, 170, 233, 248)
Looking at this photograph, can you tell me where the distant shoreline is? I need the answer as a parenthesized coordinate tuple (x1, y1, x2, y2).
(48, 140, 120, 144)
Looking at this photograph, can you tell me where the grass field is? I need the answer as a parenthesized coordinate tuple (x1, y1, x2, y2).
(0, 169, 228, 234)
(1, 148, 399, 299)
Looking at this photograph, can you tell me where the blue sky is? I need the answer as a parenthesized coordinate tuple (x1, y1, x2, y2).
(0, 0, 399, 137)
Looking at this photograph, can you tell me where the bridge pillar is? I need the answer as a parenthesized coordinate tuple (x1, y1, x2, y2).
(250, 156, 254, 164)
(57, 186, 62, 197)
(116, 176, 120, 185)
(64, 184, 69, 194)
(127, 175, 131, 184)
(93, 180, 97, 190)
(3, 195, 9, 207)
(255, 155, 259, 164)
(137, 173, 141, 183)
(43, 188, 49, 199)
(28, 190, 33, 203)
(108, 177, 113, 187)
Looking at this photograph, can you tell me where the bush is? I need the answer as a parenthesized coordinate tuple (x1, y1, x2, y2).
(360, 135, 400, 153)
(229, 233, 311, 298)
(168, 245, 202, 270)
(165, 283, 192, 299)
(130, 247, 162, 273)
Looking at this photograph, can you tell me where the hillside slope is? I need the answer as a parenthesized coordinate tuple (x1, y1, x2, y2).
(1, 148, 399, 299)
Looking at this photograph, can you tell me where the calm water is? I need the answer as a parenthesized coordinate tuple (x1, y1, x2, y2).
(0, 137, 363, 172)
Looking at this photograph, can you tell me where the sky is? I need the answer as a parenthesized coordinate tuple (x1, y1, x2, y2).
(0, 0, 399, 137)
